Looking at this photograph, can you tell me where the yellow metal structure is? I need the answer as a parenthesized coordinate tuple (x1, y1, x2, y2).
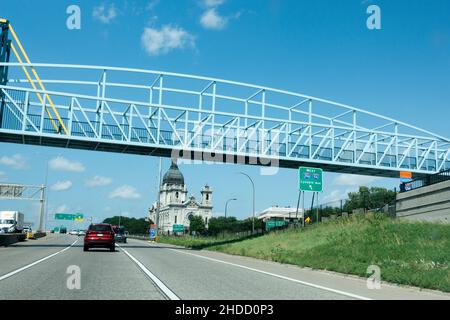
(2, 20, 68, 134)
(10, 43, 60, 131)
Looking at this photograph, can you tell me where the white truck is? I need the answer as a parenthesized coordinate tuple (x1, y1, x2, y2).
(0, 211, 24, 233)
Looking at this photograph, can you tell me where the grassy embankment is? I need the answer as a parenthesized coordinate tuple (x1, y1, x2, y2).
(158, 214, 450, 292)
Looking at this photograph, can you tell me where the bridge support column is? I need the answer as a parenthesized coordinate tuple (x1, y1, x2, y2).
(0, 20, 11, 128)
(37, 185, 45, 232)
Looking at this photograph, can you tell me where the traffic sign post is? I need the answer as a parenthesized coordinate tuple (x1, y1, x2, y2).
(150, 228, 156, 239)
(149, 224, 156, 241)
(400, 171, 413, 191)
(172, 224, 185, 234)
(299, 167, 323, 192)
(296, 167, 324, 227)
(265, 219, 286, 231)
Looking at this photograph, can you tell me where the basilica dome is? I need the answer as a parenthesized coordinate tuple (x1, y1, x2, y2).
(162, 162, 185, 185)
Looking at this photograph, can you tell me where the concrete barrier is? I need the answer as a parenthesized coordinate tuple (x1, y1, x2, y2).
(33, 232, 47, 239)
(396, 179, 450, 223)
(0, 234, 23, 246)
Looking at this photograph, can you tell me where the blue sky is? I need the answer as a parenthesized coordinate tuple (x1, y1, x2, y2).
(0, 0, 449, 229)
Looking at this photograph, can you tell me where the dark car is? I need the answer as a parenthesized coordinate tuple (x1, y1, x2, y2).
(60, 227, 67, 234)
(84, 223, 115, 252)
(112, 225, 127, 243)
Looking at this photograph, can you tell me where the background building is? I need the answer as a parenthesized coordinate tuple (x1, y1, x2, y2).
(257, 205, 302, 223)
(148, 162, 213, 233)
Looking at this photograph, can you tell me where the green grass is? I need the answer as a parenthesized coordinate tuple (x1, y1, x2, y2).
(158, 214, 450, 292)
(157, 233, 256, 249)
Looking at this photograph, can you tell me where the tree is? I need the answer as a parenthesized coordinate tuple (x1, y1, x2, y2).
(343, 186, 396, 213)
(208, 217, 238, 236)
(189, 215, 206, 235)
(207, 216, 264, 236)
(103, 216, 153, 235)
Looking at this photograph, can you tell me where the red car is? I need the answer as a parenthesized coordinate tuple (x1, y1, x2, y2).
(84, 223, 115, 252)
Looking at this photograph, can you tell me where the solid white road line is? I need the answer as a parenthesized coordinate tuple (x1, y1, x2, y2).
(165, 246, 371, 300)
(0, 239, 78, 282)
(117, 244, 180, 300)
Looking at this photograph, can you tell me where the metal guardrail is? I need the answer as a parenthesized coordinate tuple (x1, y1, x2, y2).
(400, 168, 450, 192)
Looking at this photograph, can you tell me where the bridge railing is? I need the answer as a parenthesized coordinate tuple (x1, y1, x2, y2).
(0, 63, 449, 176)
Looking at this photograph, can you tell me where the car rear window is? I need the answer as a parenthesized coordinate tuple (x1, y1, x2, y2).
(89, 225, 112, 231)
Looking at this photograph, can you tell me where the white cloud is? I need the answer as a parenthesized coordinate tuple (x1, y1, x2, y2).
(92, 3, 118, 24)
(333, 174, 381, 187)
(199, 0, 240, 31)
(0, 171, 6, 181)
(86, 175, 112, 187)
(146, 0, 160, 11)
(200, 8, 227, 30)
(141, 25, 195, 56)
(0, 154, 27, 169)
(321, 189, 351, 204)
(109, 185, 142, 199)
(51, 180, 73, 191)
(53, 204, 69, 214)
(49, 156, 85, 172)
(202, 0, 225, 7)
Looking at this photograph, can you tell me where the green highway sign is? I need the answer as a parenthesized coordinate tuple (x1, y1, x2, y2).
(265, 219, 286, 231)
(55, 213, 75, 220)
(55, 213, 84, 221)
(172, 224, 185, 233)
(299, 167, 323, 192)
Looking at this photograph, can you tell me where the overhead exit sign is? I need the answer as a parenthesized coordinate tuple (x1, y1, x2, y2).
(299, 167, 323, 192)
(55, 213, 74, 220)
(55, 213, 84, 221)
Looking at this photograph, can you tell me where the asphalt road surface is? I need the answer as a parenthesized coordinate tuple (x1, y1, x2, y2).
(0, 234, 449, 300)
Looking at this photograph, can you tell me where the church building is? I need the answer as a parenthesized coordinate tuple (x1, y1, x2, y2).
(148, 162, 213, 233)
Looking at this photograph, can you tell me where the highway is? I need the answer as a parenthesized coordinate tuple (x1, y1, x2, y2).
(0, 234, 449, 300)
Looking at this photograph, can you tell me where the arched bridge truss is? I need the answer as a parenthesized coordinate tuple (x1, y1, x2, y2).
(0, 63, 449, 178)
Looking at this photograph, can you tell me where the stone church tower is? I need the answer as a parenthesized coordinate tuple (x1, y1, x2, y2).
(148, 161, 213, 233)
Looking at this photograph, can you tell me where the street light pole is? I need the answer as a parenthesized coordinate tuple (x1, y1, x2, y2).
(155, 157, 162, 240)
(34, 152, 61, 232)
(238, 172, 255, 234)
(41, 159, 49, 232)
(224, 198, 237, 219)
